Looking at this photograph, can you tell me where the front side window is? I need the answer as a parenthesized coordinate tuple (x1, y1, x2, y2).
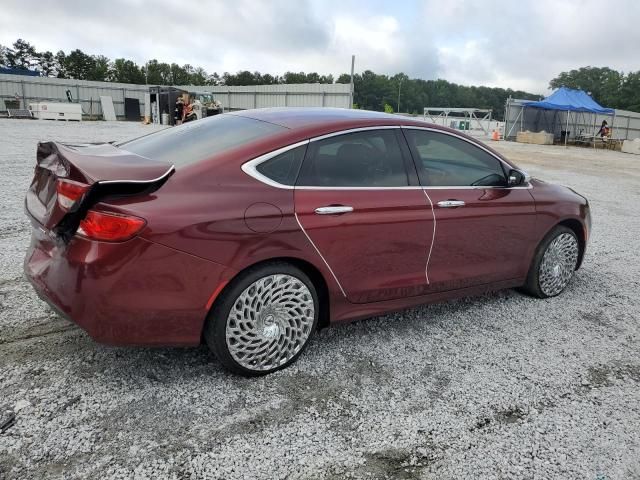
(404, 130, 507, 187)
(297, 130, 409, 187)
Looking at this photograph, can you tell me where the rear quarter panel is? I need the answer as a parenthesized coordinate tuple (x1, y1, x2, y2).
(101, 149, 343, 305)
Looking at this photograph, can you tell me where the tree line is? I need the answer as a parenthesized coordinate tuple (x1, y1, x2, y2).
(2, 38, 639, 119)
(0, 39, 337, 87)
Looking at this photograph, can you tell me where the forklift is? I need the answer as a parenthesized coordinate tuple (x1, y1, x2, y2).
(149, 87, 223, 125)
(183, 91, 223, 122)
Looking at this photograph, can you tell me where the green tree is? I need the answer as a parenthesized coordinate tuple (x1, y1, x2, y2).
(6, 39, 38, 70)
(223, 70, 262, 85)
(620, 71, 640, 112)
(54, 50, 68, 78)
(319, 74, 334, 84)
(109, 58, 145, 84)
(352, 70, 396, 111)
(89, 55, 110, 81)
(282, 71, 334, 84)
(549, 66, 622, 108)
(282, 71, 308, 83)
(0, 45, 7, 67)
(261, 73, 279, 85)
(168, 63, 191, 85)
(62, 49, 96, 80)
(12, 36, 613, 117)
(334, 71, 541, 119)
(189, 66, 208, 85)
(207, 71, 222, 85)
(36, 51, 57, 76)
(144, 59, 171, 84)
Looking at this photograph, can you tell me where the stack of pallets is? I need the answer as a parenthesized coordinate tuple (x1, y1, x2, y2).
(7, 109, 33, 119)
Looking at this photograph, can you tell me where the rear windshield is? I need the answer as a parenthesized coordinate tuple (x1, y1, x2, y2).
(118, 114, 285, 167)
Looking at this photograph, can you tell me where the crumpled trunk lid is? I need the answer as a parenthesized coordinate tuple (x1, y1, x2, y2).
(25, 141, 174, 239)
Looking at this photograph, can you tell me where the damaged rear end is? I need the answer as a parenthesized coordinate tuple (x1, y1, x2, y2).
(25, 141, 174, 242)
(22, 141, 216, 346)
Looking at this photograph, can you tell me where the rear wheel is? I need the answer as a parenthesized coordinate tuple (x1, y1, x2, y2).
(204, 262, 318, 376)
(522, 226, 580, 298)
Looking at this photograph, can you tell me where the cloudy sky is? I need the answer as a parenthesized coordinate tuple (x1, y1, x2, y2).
(2, 0, 639, 93)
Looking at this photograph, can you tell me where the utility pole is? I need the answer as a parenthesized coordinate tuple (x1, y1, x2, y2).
(397, 77, 403, 113)
(349, 55, 355, 109)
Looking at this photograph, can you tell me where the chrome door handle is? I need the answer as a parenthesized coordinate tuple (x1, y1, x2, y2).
(314, 205, 354, 215)
(437, 200, 466, 208)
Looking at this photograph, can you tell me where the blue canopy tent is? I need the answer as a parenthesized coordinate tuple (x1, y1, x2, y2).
(522, 87, 615, 146)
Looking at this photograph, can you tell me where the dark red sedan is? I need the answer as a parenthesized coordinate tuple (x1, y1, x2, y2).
(25, 108, 591, 375)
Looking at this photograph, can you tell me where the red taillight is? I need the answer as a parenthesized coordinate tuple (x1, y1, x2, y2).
(77, 210, 146, 242)
(56, 179, 90, 210)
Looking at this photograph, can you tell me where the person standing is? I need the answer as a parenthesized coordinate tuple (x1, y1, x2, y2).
(597, 120, 610, 138)
(174, 97, 184, 126)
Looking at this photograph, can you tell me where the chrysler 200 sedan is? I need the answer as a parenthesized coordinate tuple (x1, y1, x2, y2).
(25, 108, 591, 375)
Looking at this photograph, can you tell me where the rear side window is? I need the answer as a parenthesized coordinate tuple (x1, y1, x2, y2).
(118, 114, 285, 167)
(404, 130, 507, 187)
(298, 129, 409, 187)
(255, 145, 306, 186)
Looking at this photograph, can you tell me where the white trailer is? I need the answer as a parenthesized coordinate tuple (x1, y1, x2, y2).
(29, 102, 82, 121)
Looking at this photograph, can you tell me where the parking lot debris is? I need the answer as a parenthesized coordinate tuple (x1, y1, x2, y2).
(0, 407, 15, 433)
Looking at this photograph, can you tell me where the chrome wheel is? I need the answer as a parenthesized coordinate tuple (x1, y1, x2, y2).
(225, 274, 315, 372)
(539, 232, 579, 296)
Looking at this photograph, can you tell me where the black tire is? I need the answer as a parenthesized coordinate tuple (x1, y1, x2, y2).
(204, 262, 319, 376)
(521, 225, 580, 298)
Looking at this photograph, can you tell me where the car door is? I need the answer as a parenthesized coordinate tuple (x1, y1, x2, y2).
(294, 127, 435, 304)
(403, 127, 537, 292)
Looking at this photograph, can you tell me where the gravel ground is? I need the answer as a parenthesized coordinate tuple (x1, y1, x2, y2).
(1, 118, 639, 479)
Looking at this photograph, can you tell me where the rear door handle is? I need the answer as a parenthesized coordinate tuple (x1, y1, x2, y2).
(437, 200, 466, 208)
(314, 205, 354, 215)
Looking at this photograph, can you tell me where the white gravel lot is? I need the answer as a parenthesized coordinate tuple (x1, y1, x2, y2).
(1, 118, 639, 480)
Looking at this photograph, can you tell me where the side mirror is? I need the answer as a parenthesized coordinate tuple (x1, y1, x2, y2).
(507, 169, 530, 187)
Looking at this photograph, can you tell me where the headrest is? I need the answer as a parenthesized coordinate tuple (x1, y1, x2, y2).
(336, 143, 372, 163)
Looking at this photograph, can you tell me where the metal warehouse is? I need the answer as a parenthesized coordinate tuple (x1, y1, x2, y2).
(0, 73, 352, 119)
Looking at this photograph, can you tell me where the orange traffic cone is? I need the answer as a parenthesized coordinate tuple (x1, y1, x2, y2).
(491, 129, 500, 141)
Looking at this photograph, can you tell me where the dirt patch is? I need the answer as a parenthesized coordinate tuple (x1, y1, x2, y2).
(588, 364, 640, 388)
(359, 446, 439, 480)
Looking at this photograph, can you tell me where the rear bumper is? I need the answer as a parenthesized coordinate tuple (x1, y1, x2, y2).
(24, 225, 233, 346)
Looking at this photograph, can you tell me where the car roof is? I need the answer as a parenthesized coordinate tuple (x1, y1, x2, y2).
(229, 107, 426, 130)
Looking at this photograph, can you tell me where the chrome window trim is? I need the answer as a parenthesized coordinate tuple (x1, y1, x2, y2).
(297, 185, 532, 190)
(241, 125, 533, 190)
(423, 185, 533, 190)
(297, 186, 421, 190)
(401, 126, 532, 189)
(309, 125, 401, 143)
(241, 140, 309, 190)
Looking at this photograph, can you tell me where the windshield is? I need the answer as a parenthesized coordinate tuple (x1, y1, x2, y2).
(118, 114, 285, 167)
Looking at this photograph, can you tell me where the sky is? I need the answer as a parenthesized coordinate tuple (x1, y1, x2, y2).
(1, 0, 639, 94)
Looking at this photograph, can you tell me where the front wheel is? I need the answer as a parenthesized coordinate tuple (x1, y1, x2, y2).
(204, 263, 319, 376)
(522, 226, 580, 298)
